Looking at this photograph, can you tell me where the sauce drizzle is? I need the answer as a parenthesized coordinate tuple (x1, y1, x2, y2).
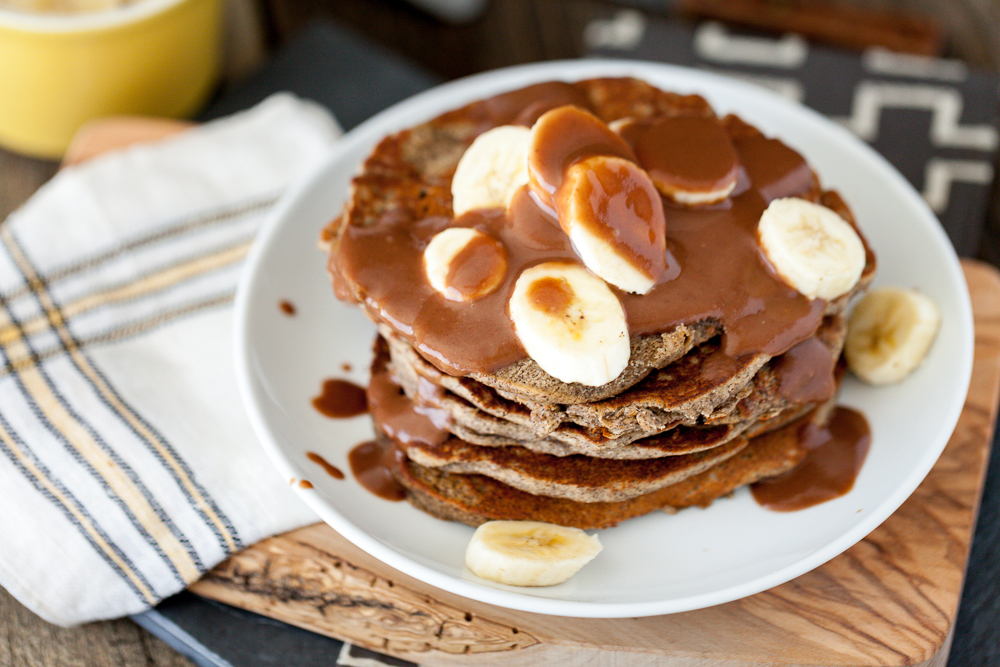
(751, 406, 871, 511)
(312, 379, 368, 418)
(306, 451, 345, 480)
(348, 440, 406, 501)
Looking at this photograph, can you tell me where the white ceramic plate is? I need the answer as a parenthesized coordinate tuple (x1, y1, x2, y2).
(234, 60, 973, 618)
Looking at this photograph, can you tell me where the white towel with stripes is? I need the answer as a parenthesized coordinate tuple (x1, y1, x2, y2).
(0, 94, 338, 626)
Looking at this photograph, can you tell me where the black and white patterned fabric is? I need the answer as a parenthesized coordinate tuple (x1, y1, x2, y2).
(585, 10, 1000, 257)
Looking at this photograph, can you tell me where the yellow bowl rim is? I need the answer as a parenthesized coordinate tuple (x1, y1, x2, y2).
(0, 0, 189, 33)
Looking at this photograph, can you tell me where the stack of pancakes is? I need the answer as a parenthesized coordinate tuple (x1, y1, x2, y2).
(325, 78, 875, 530)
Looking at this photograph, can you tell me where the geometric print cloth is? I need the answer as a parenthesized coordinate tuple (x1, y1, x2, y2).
(585, 12, 1000, 257)
(0, 94, 338, 626)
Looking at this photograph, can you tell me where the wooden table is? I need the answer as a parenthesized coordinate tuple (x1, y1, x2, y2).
(2, 1, 1000, 665)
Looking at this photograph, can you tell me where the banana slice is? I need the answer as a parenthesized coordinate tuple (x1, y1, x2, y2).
(757, 197, 866, 300)
(556, 156, 667, 295)
(613, 115, 740, 206)
(845, 287, 941, 385)
(465, 520, 602, 587)
(509, 262, 630, 387)
(528, 105, 636, 201)
(451, 125, 531, 216)
(424, 227, 507, 302)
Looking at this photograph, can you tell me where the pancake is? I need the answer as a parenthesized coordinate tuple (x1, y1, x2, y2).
(400, 434, 749, 503)
(370, 335, 831, 506)
(326, 77, 876, 406)
(382, 314, 845, 455)
(391, 406, 816, 530)
(326, 76, 875, 531)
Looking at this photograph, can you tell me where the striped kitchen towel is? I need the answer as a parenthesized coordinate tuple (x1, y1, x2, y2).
(0, 94, 339, 626)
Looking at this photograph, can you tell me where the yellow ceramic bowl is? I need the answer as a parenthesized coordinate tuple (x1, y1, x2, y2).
(0, 0, 221, 159)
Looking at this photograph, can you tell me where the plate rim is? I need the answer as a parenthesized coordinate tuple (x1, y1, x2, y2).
(233, 58, 974, 618)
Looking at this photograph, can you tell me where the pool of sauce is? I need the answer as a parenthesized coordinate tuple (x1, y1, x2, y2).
(444, 232, 507, 300)
(348, 440, 406, 501)
(330, 80, 854, 378)
(312, 379, 368, 418)
(527, 274, 575, 315)
(751, 406, 871, 511)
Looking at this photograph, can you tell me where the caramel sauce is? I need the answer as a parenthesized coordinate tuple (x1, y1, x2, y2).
(332, 82, 834, 377)
(444, 232, 507, 300)
(306, 451, 345, 480)
(772, 336, 837, 404)
(279, 300, 296, 316)
(619, 115, 740, 197)
(367, 364, 451, 446)
(311, 379, 368, 418)
(348, 440, 406, 501)
(751, 407, 871, 511)
(299, 479, 313, 489)
(731, 132, 814, 204)
(479, 81, 593, 128)
(527, 275, 574, 316)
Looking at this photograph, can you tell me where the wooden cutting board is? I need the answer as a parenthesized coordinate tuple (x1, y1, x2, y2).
(188, 260, 1000, 667)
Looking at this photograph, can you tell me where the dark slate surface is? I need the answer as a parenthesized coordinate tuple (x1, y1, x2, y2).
(197, 21, 442, 131)
(137, 15, 1000, 667)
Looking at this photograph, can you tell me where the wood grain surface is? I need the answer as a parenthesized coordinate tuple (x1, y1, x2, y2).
(189, 261, 1000, 667)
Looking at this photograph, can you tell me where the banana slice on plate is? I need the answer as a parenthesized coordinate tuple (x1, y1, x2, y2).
(845, 287, 941, 385)
(465, 520, 602, 587)
(451, 125, 531, 216)
(509, 261, 630, 387)
(758, 197, 866, 300)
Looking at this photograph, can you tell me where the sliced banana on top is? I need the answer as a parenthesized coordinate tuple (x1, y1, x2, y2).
(465, 520, 602, 587)
(757, 197, 866, 301)
(845, 287, 941, 385)
(527, 105, 636, 200)
(556, 156, 667, 295)
(451, 125, 531, 216)
(615, 115, 740, 206)
(509, 262, 630, 387)
(424, 227, 508, 302)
